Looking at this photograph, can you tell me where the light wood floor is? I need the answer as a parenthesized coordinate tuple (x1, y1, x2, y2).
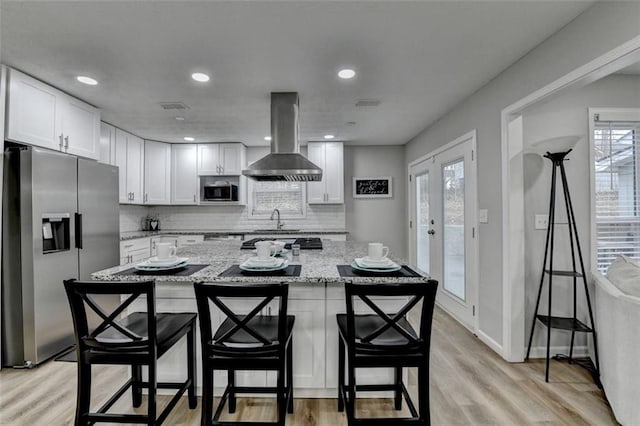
(0, 307, 616, 425)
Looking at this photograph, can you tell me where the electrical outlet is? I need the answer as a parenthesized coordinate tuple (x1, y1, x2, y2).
(535, 214, 548, 230)
(478, 209, 488, 223)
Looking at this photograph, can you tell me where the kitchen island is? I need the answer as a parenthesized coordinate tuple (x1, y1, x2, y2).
(92, 240, 430, 398)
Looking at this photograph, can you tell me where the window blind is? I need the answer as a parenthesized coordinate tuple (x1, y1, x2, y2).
(593, 118, 640, 271)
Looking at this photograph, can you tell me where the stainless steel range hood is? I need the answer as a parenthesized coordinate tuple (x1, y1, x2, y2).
(242, 92, 323, 181)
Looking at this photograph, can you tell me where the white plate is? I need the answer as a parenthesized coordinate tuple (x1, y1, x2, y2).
(145, 256, 189, 267)
(355, 257, 398, 268)
(351, 261, 402, 273)
(239, 259, 289, 272)
(135, 260, 188, 272)
(243, 257, 284, 267)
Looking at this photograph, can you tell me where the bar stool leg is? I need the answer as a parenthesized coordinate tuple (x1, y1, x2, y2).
(76, 361, 91, 426)
(418, 365, 430, 426)
(188, 325, 197, 409)
(148, 362, 157, 426)
(201, 365, 213, 426)
(228, 369, 236, 413)
(277, 366, 286, 426)
(394, 367, 403, 410)
(337, 337, 345, 412)
(347, 358, 356, 422)
(132, 364, 142, 407)
(287, 340, 294, 413)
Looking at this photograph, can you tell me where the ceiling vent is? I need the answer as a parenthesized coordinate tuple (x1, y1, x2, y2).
(159, 102, 190, 110)
(355, 99, 381, 107)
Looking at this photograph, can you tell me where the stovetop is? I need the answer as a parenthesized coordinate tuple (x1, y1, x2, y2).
(241, 237, 323, 250)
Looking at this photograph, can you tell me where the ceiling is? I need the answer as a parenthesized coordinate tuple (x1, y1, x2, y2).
(0, 1, 595, 146)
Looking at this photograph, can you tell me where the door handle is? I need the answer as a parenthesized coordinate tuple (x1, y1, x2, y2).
(193, 194, 196, 202)
(75, 213, 83, 249)
(59, 133, 64, 150)
(64, 136, 69, 151)
(427, 229, 436, 235)
(144, 193, 148, 202)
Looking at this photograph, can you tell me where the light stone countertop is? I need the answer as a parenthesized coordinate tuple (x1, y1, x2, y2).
(120, 229, 349, 241)
(93, 240, 429, 285)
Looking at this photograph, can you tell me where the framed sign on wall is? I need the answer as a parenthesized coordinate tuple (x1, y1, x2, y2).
(352, 176, 393, 199)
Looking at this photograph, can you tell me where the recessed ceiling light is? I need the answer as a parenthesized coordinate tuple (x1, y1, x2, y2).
(337, 69, 356, 79)
(191, 72, 210, 82)
(175, 116, 185, 121)
(184, 136, 195, 142)
(324, 134, 335, 139)
(264, 136, 272, 141)
(76, 75, 98, 85)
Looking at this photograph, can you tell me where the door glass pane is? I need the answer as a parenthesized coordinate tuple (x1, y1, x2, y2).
(443, 159, 465, 300)
(416, 172, 430, 273)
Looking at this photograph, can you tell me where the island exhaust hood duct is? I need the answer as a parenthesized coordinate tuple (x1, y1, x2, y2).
(242, 92, 323, 181)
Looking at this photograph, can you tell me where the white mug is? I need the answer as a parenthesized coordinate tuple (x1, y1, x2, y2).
(255, 241, 276, 260)
(156, 242, 177, 260)
(368, 242, 389, 260)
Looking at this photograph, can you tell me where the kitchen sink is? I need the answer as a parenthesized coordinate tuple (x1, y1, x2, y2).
(253, 229, 301, 233)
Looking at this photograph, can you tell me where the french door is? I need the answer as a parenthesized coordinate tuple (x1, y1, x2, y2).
(409, 133, 478, 331)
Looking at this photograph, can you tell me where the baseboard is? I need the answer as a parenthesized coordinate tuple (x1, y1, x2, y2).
(476, 329, 504, 356)
(527, 345, 590, 359)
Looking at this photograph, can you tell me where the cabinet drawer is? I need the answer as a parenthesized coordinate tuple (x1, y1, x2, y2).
(120, 237, 150, 253)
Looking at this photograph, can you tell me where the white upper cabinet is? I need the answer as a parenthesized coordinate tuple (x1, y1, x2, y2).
(115, 128, 144, 204)
(6, 68, 100, 160)
(307, 142, 344, 204)
(144, 140, 171, 205)
(171, 144, 198, 204)
(99, 122, 116, 165)
(197, 143, 246, 175)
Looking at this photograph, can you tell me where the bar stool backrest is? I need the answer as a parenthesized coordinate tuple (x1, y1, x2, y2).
(344, 281, 438, 354)
(63, 279, 156, 354)
(194, 282, 289, 357)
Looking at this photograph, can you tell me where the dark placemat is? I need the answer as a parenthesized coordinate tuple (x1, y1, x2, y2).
(337, 264, 423, 278)
(114, 264, 209, 276)
(219, 265, 302, 277)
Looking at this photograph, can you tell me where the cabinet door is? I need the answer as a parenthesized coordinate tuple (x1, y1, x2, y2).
(197, 144, 220, 175)
(171, 144, 198, 204)
(306, 143, 326, 204)
(219, 143, 244, 175)
(127, 135, 145, 204)
(99, 122, 116, 165)
(144, 141, 171, 204)
(324, 142, 344, 203)
(115, 129, 129, 203)
(6, 69, 62, 150)
(63, 97, 100, 160)
(266, 299, 325, 389)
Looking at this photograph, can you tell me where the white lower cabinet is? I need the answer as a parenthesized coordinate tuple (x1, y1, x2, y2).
(119, 237, 151, 265)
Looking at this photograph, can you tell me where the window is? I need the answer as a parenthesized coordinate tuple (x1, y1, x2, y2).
(247, 180, 307, 219)
(592, 109, 640, 271)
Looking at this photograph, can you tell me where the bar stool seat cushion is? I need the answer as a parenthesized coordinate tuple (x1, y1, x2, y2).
(336, 314, 418, 347)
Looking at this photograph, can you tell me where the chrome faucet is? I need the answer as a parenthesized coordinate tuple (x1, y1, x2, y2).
(270, 208, 284, 230)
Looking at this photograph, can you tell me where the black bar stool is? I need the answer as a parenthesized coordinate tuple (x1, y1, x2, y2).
(63, 279, 197, 425)
(193, 282, 294, 426)
(337, 280, 438, 425)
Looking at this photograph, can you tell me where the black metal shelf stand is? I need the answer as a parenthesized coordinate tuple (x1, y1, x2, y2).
(525, 150, 600, 384)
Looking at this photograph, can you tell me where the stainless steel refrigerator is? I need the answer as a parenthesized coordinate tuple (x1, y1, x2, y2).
(2, 146, 119, 367)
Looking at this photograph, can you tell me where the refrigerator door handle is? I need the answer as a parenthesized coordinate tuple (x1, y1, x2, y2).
(75, 212, 83, 249)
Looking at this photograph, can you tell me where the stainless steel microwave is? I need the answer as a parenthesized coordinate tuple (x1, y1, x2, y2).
(203, 182, 238, 201)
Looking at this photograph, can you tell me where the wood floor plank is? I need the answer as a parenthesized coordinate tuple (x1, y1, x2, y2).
(0, 307, 615, 425)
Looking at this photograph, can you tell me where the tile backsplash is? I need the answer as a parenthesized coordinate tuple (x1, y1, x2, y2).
(120, 204, 345, 232)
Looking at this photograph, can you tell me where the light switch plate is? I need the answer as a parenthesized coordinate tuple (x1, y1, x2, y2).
(535, 214, 548, 230)
(478, 209, 488, 223)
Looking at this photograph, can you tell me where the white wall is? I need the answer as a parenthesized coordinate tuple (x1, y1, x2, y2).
(404, 2, 640, 347)
(344, 145, 407, 259)
(522, 74, 640, 352)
